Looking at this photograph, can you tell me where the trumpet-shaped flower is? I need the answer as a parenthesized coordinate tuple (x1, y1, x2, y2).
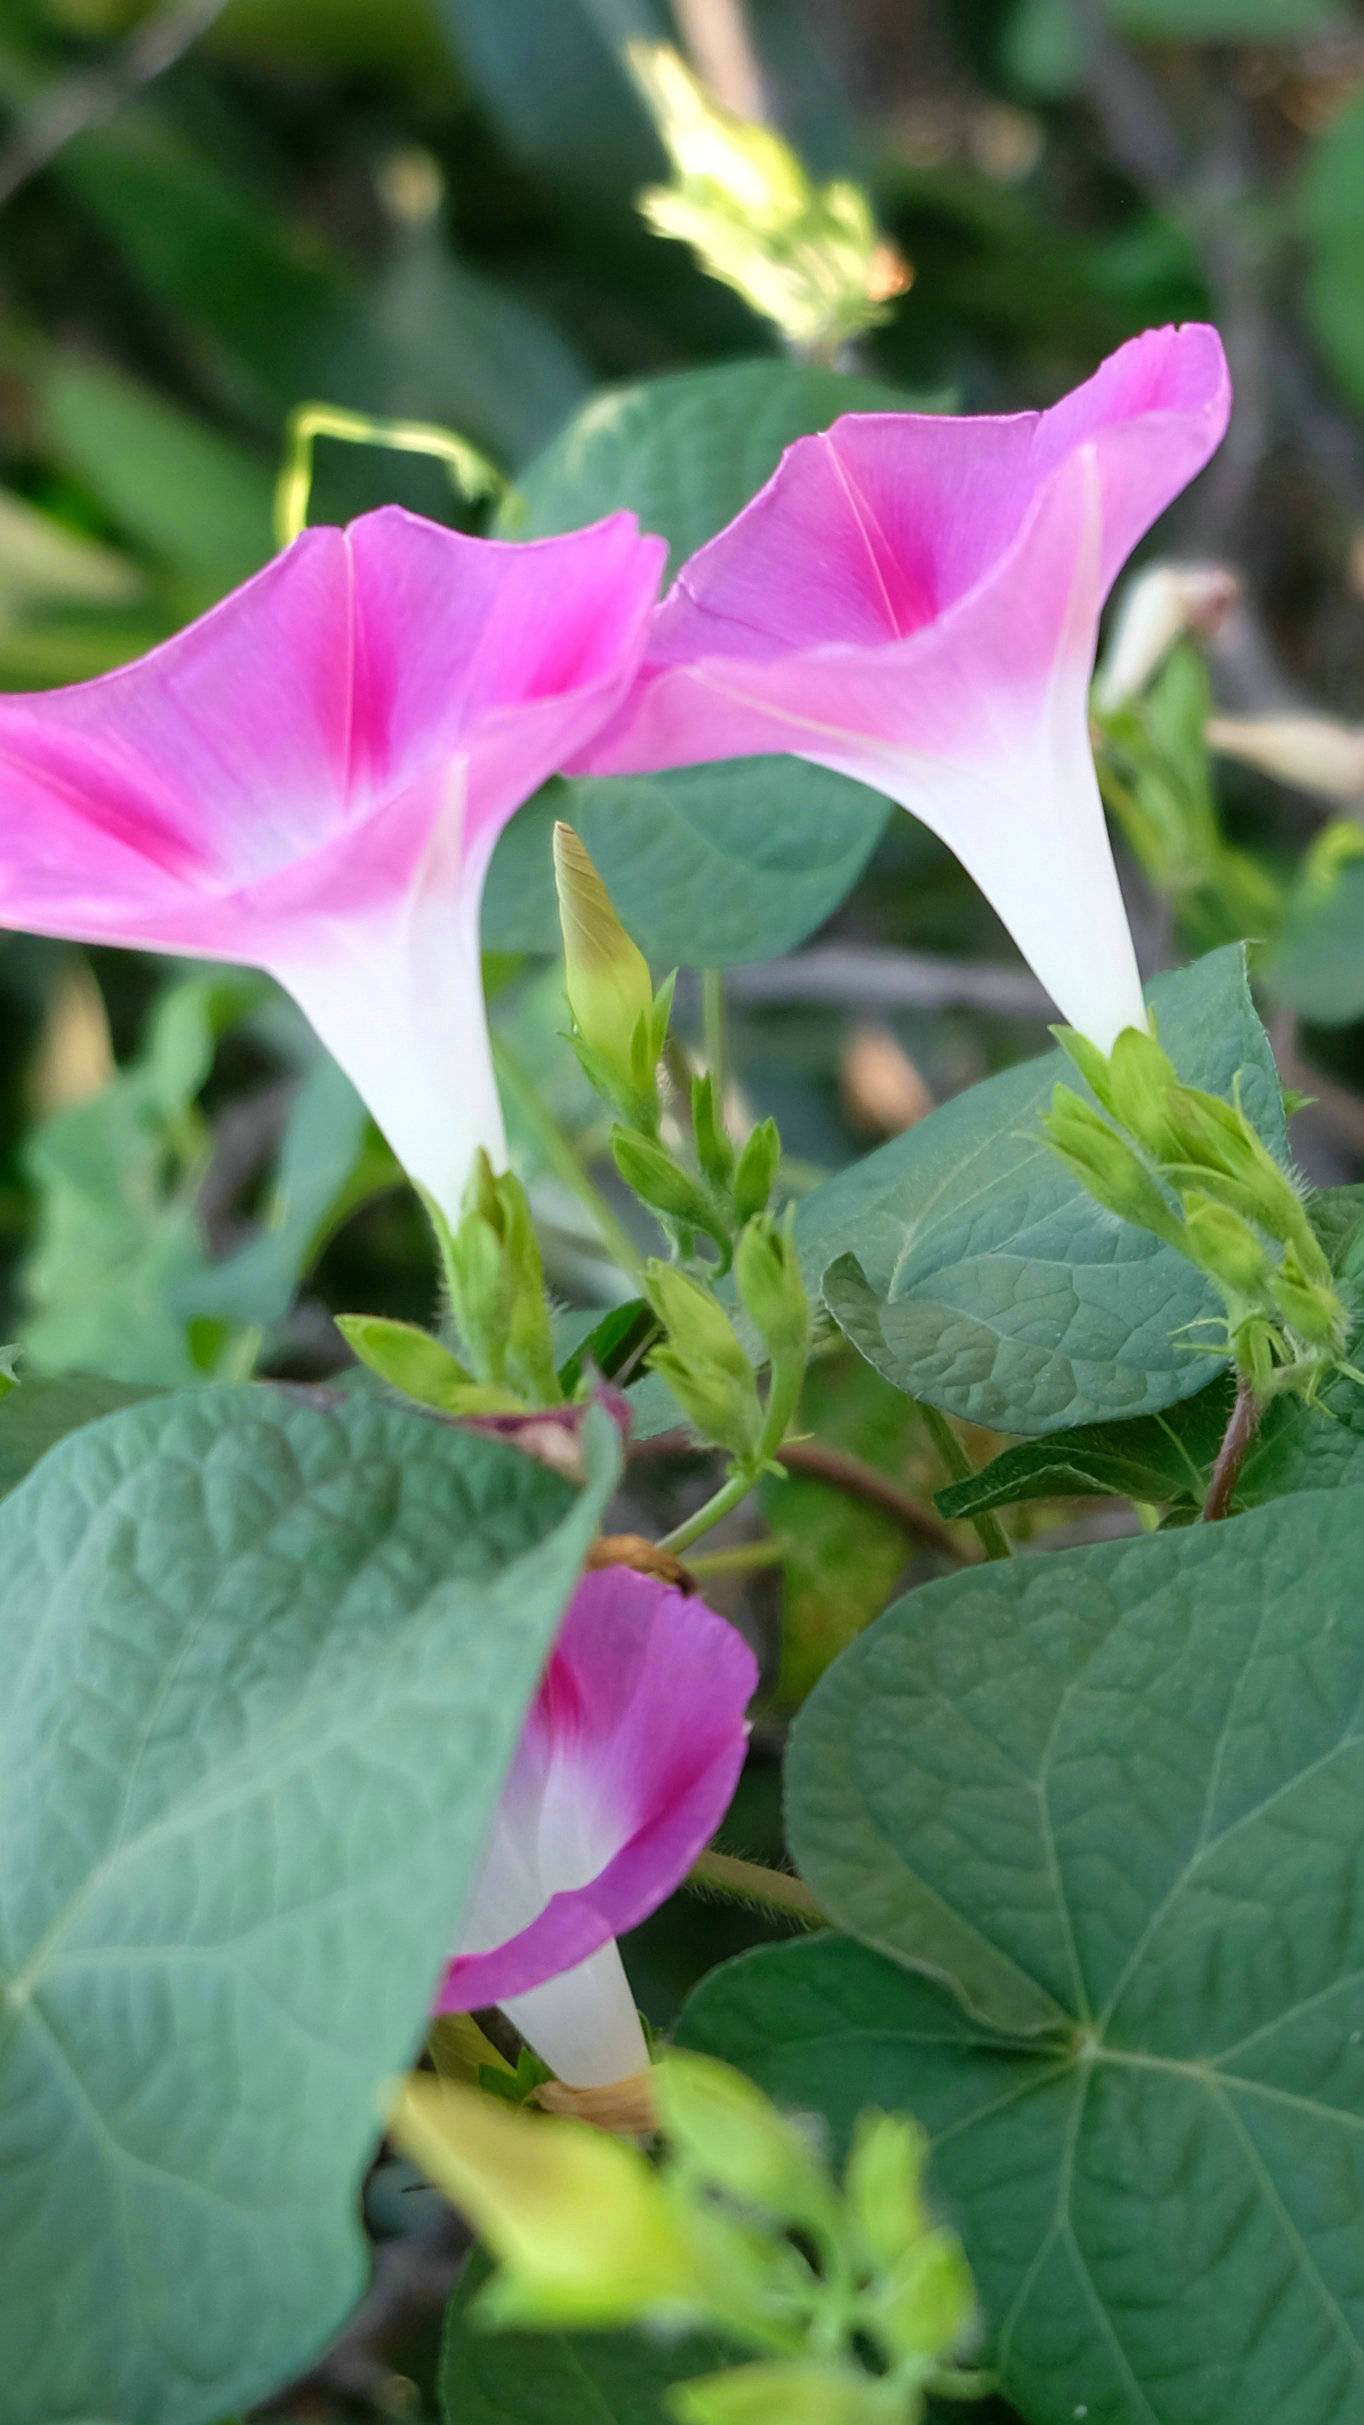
(577, 324, 1231, 1050)
(437, 1565, 758, 2087)
(0, 508, 665, 1215)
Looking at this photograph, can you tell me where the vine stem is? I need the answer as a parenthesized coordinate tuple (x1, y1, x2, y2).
(656, 1315, 809, 1556)
(1201, 1377, 1261, 1521)
(774, 1438, 968, 1561)
(686, 1850, 825, 1925)
(918, 1403, 1012, 1560)
(655, 1461, 757, 1557)
(490, 1033, 648, 1286)
(686, 1538, 787, 1578)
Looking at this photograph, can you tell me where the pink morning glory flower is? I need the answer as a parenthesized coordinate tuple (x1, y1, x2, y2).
(437, 1565, 758, 2088)
(577, 324, 1231, 1051)
(0, 507, 665, 1217)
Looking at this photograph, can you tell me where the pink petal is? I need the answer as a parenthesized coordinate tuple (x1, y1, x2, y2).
(0, 507, 664, 960)
(575, 325, 1231, 1049)
(0, 507, 665, 1210)
(0, 531, 354, 944)
(435, 1567, 758, 2018)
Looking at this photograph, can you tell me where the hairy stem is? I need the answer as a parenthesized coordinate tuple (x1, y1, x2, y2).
(918, 1403, 1012, 1560)
(1201, 1377, 1261, 1521)
(686, 1850, 825, 1925)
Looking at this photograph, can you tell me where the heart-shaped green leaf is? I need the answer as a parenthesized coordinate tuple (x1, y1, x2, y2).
(683, 1488, 1364, 2425)
(935, 1183, 1364, 1522)
(0, 1386, 616, 2425)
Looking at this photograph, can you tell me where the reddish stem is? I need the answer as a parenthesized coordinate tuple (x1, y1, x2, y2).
(1201, 1378, 1262, 1522)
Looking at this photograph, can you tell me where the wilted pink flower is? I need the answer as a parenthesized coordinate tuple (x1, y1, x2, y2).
(0, 508, 664, 1215)
(578, 325, 1231, 1050)
(437, 1565, 757, 2087)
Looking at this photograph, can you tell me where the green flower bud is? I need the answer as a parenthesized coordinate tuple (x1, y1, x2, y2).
(1163, 1088, 1300, 1224)
(446, 1192, 513, 1384)
(443, 1153, 561, 1403)
(864, 2227, 976, 2372)
(845, 2110, 930, 2270)
(391, 2076, 700, 2330)
(1104, 1024, 1182, 1158)
(733, 1118, 781, 1224)
(1182, 1195, 1273, 1298)
(1270, 1269, 1343, 1349)
(1164, 1089, 1326, 1277)
(645, 1262, 764, 1459)
(734, 1212, 810, 1372)
(500, 1184, 564, 1404)
(671, 2363, 899, 2425)
(1053, 1023, 1117, 1111)
(650, 1351, 766, 1459)
(646, 1262, 751, 1374)
(613, 1129, 730, 1251)
(554, 822, 664, 1127)
(655, 2052, 832, 2230)
(555, 819, 654, 1051)
(1043, 1089, 1185, 1250)
(1055, 1019, 1172, 1143)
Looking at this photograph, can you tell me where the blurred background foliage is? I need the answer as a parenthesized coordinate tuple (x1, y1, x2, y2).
(9, 0, 1364, 2411)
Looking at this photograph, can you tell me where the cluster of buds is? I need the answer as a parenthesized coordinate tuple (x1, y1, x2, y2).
(614, 1099, 780, 1269)
(1045, 1023, 1353, 1402)
(394, 2050, 980, 2425)
(554, 821, 811, 1483)
(336, 825, 814, 1478)
(338, 1152, 564, 1417)
(625, 42, 910, 361)
(554, 819, 781, 1272)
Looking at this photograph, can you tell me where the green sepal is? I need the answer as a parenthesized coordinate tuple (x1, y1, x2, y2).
(733, 1119, 781, 1225)
(334, 1314, 475, 1411)
(614, 1128, 731, 1253)
(443, 1154, 563, 1406)
(734, 1211, 810, 1371)
(645, 1260, 764, 1458)
(655, 2052, 834, 2235)
(693, 1071, 736, 1191)
(1042, 1087, 1186, 1250)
